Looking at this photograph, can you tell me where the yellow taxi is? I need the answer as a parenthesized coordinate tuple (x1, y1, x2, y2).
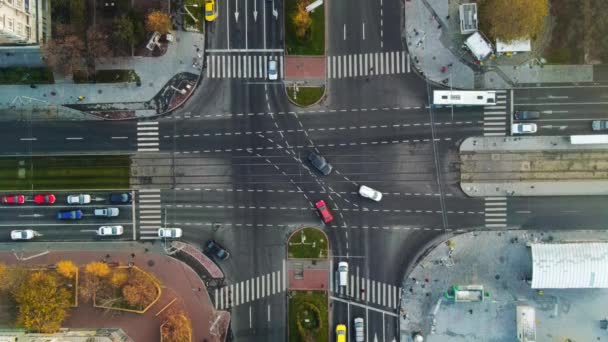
(205, 0, 218, 22)
(336, 324, 347, 342)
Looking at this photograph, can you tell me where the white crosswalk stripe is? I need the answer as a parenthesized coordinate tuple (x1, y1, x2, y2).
(331, 275, 402, 310)
(207, 53, 282, 79)
(485, 197, 508, 228)
(214, 269, 286, 309)
(327, 51, 410, 78)
(137, 121, 159, 152)
(137, 189, 162, 239)
(483, 90, 508, 136)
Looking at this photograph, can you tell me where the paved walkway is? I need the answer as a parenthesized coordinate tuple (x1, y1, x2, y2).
(0, 242, 227, 342)
(287, 259, 329, 290)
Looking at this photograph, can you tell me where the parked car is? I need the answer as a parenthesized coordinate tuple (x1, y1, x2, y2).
(94, 208, 119, 217)
(11, 230, 36, 240)
(97, 226, 124, 236)
(338, 261, 348, 286)
(205, 239, 230, 260)
(359, 185, 383, 202)
(1, 194, 25, 205)
(110, 193, 131, 204)
(268, 60, 278, 80)
(354, 317, 365, 342)
(308, 152, 333, 175)
(34, 193, 56, 205)
(57, 210, 83, 220)
(511, 123, 537, 134)
(514, 111, 540, 120)
(205, 0, 217, 21)
(158, 227, 183, 238)
(336, 324, 347, 342)
(592, 120, 608, 131)
(315, 200, 334, 223)
(67, 194, 91, 204)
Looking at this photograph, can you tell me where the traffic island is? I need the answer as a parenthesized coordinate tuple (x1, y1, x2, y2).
(288, 290, 329, 342)
(286, 85, 325, 107)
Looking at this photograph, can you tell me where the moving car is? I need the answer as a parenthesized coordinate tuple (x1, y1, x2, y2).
(97, 226, 124, 236)
(268, 60, 278, 80)
(592, 120, 608, 131)
(57, 210, 83, 220)
(513, 111, 540, 120)
(205, 0, 217, 21)
(110, 193, 131, 204)
(205, 239, 230, 260)
(1, 194, 25, 205)
(359, 185, 382, 202)
(158, 227, 183, 238)
(308, 152, 333, 175)
(338, 261, 348, 286)
(336, 324, 347, 342)
(315, 200, 334, 223)
(11, 230, 36, 240)
(67, 194, 91, 204)
(511, 123, 537, 134)
(34, 193, 56, 205)
(354, 317, 365, 342)
(94, 208, 119, 217)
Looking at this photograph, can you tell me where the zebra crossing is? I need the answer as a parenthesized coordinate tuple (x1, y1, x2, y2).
(138, 189, 162, 239)
(206, 54, 283, 79)
(483, 90, 508, 136)
(327, 51, 409, 79)
(137, 121, 159, 152)
(484, 197, 507, 228)
(333, 275, 402, 310)
(214, 269, 286, 309)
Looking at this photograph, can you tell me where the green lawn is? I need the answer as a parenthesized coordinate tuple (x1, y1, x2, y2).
(285, 0, 325, 55)
(288, 227, 328, 259)
(0, 67, 54, 84)
(287, 86, 324, 107)
(74, 70, 141, 84)
(288, 291, 328, 342)
(0, 155, 130, 190)
(183, 0, 205, 32)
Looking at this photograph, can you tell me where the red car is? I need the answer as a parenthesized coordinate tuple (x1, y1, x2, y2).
(1, 194, 25, 205)
(34, 194, 56, 205)
(315, 200, 334, 223)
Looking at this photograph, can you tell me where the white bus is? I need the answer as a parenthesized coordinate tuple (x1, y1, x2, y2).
(433, 90, 496, 106)
(570, 135, 608, 145)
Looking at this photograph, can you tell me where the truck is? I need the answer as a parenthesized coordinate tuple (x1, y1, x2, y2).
(592, 120, 608, 131)
(570, 135, 608, 145)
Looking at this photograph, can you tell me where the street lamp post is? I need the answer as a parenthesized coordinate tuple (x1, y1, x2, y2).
(184, 4, 200, 23)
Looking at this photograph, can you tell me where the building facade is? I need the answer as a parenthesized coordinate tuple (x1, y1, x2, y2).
(0, 0, 51, 45)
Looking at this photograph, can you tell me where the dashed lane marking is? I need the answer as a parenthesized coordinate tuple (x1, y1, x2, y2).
(172, 187, 454, 197)
(167, 221, 466, 232)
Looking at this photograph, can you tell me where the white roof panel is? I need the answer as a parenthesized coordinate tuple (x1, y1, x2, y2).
(531, 243, 608, 289)
(496, 38, 531, 53)
(465, 32, 493, 60)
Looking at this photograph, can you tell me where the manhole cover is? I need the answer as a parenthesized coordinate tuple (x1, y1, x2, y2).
(147, 259, 155, 267)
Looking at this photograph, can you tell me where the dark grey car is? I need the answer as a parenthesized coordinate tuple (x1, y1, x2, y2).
(205, 239, 230, 260)
(307, 152, 333, 175)
(514, 111, 540, 120)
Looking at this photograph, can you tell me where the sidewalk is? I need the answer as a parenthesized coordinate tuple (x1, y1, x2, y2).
(0, 31, 204, 118)
(0, 242, 228, 342)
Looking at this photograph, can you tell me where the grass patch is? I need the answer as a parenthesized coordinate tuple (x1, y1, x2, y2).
(285, 0, 325, 55)
(74, 69, 141, 84)
(0, 155, 130, 190)
(288, 227, 328, 259)
(0, 67, 54, 85)
(286, 86, 324, 107)
(288, 291, 328, 342)
(183, 0, 206, 32)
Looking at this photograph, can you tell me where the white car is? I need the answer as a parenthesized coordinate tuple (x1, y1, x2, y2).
(354, 317, 365, 342)
(511, 123, 537, 134)
(94, 208, 119, 217)
(11, 229, 35, 240)
(97, 226, 124, 236)
(338, 261, 349, 287)
(268, 60, 278, 80)
(359, 185, 382, 202)
(158, 227, 183, 238)
(67, 194, 91, 204)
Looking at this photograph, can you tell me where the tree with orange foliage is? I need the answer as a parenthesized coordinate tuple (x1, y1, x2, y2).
(122, 269, 158, 309)
(292, 1, 312, 39)
(478, 0, 548, 41)
(110, 269, 128, 288)
(85, 261, 110, 278)
(41, 24, 86, 75)
(146, 10, 172, 35)
(80, 261, 111, 302)
(14, 272, 71, 333)
(56, 260, 78, 279)
(161, 308, 192, 342)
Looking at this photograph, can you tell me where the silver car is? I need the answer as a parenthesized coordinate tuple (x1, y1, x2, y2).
(67, 194, 91, 204)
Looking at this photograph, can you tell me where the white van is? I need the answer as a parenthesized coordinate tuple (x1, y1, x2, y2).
(354, 317, 365, 342)
(338, 261, 349, 287)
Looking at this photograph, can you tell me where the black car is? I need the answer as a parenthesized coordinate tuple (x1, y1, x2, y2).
(307, 152, 333, 175)
(205, 239, 230, 260)
(110, 193, 132, 204)
(513, 111, 540, 120)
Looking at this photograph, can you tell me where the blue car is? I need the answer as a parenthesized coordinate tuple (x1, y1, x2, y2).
(57, 210, 83, 220)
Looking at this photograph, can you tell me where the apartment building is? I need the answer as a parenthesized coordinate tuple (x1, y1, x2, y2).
(0, 0, 51, 45)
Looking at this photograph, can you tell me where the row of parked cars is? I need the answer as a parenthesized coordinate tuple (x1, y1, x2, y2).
(1, 193, 132, 205)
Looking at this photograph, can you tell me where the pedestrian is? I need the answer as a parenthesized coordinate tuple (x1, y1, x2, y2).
(448, 63, 453, 67)
(446, 15, 450, 19)
(441, 66, 447, 73)
(77, 95, 85, 101)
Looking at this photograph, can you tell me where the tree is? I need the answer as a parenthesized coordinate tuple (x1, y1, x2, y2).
(14, 272, 71, 333)
(56, 260, 78, 279)
(80, 261, 111, 302)
(110, 269, 128, 288)
(122, 270, 158, 309)
(161, 309, 192, 342)
(85, 261, 110, 278)
(146, 10, 172, 35)
(292, 1, 312, 39)
(41, 25, 86, 75)
(85, 27, 113, 73)
(113, 15, 136, 47)
(478, 0, 548, 41)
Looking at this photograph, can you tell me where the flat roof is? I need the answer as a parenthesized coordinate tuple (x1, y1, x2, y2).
(465, 32, 493, 60)
(496, 38, 531, 53)
(459, 3, 478, 34)
(531, 242, 608, 288)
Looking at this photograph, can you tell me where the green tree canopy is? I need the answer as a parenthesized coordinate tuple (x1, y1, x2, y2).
(478, 0, 549, 41)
